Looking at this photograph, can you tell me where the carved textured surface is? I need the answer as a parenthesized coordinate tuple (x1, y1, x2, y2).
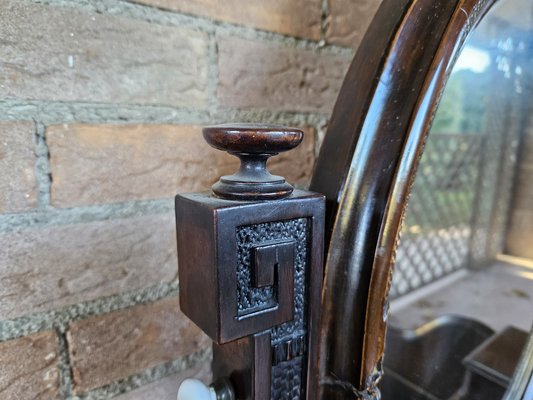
(236, 218, 309, 325)
(271, 356, 304, 400)
(272, 335, 306, 366)
(236, 218, 310, 398)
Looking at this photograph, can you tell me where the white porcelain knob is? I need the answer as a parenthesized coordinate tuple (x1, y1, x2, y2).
(177, 379, 217, 400)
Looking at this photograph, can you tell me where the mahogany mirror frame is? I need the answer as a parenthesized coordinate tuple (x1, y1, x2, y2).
(308, 0, 533, 398)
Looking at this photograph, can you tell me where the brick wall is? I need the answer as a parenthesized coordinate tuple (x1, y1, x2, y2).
(0, 0, 381, 398)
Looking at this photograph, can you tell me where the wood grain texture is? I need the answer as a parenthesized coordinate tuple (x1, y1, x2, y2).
(310, 0, 499, 398)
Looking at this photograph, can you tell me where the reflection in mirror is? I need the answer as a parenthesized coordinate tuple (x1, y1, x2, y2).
(383, 0, 533, 399)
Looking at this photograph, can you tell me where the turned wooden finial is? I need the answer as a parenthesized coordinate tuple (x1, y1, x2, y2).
(202, 123, 304, 200)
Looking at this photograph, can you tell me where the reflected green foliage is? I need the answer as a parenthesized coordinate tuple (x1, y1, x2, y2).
(403, 65, 493, 233)
(432, 69, 491, 134)
(432, 75, 464, 133)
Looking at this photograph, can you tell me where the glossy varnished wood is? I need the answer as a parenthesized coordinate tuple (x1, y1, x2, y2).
(212, 332, 272, 400)
(177, 0, 533, 398)
(176, 125, 325, 399)
(203, 124, 304, 200)
(309, 0, 502, 398)
(505, 325, 533, 400)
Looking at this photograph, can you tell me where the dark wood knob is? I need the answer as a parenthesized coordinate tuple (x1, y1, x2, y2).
(203, 123, 304, 200)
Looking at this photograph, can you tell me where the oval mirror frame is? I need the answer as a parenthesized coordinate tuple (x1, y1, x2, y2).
(309, 0, 533, 398)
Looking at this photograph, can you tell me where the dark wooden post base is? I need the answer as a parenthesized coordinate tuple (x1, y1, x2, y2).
(175, 124, 325, 399)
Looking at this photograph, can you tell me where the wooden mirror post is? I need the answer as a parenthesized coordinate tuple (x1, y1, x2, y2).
(310, 0, 533, 399)
(175, 124, 325, 400)
(174, 0, 533, 398)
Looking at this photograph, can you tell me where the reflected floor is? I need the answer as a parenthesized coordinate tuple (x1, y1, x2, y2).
(383, 257, 533, 400)
(389, 257, 533, 332)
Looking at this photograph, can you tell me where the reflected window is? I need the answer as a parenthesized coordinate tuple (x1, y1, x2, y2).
(384, 0, 533, 398)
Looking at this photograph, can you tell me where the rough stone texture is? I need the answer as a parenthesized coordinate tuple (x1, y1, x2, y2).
(67, 297, 210, 393)
(0, 1, 208, 107)
(131, 0, 322, 40)
(0, 121, 37, 213)
(326, 0, 382, 48)
(0, 213, 176, 320)
(0, 0, 343, 397)
(114, 361, 212, 400)
(217, 37, 351, 113)
(48, 124, 316, 207)
(0, 331, 60, 400)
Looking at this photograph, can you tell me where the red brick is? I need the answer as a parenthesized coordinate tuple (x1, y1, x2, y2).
(0, 121, 37, 213)
(217, 37, 351, 113)
(0, 213, 176, 320)
(48, 124, 316, 207)
(67, 297, 210, 393)
(114, 361, 211, 400)
(0, 1, 208, 107)
(130, 0, 322, 40)
(326, 0, 382, 48)
(0, 331, 60, 400)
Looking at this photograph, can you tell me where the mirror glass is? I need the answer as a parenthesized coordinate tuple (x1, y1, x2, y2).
(383, 0, 533, 398)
